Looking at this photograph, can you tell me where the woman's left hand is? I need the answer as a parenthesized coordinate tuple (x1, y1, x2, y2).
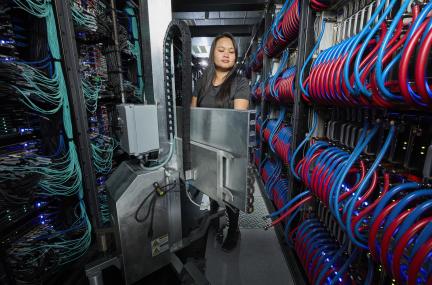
(234, 99, 249, 110)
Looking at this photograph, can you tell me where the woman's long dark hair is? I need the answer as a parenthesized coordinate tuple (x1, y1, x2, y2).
(198, 33, 239, 108)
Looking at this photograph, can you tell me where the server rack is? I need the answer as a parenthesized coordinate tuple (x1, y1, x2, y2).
(0, 0, 149, 283)
(246, 0, 432, 284)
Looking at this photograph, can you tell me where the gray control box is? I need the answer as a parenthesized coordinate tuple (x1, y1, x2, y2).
(116, 104, 159, 155)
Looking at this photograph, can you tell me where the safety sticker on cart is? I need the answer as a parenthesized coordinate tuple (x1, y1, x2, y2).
(151, 234, 169, 257)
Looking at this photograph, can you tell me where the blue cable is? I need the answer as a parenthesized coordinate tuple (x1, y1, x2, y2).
(375, 0, 411, 101)
(299, 18, 327, 99)
(312, 245, 339, 282)
(330, 248, 359, 285)
(270, 50, 289, 101)
(283, 206, 304, 246)
(384, 190, 432, 230)
(341, 34, 361, 95)
(291, 110, 319, 180)
(315, 147, 349, 191)
(265, 159, 282, 199)
(316, 240, 349, 285)
(410, 222, 432, 260)
(370, 182, 422, 226)
(267, 190, 310, 218)
(350, 0, 390, 96)
(364, 254, 374, 285)
(271, 0, 293, 40)
(385, 199, 432, 269)
(377, 2, 432, 105)
(306, 235, 335, 271)
(269, 108, 286, 153)
(329, 123, 371, 224)
(345, 125, 395, 248)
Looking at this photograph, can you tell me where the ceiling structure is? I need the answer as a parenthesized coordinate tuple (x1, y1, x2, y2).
(172, 0, 267, 59)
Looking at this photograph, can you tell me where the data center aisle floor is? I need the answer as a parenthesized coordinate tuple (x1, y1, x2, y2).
(205, 183, 295, 285)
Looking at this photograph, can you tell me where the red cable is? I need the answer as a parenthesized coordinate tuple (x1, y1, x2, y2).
(338, 161, 366, 201)
(408, 238, 432, 285)
(270, 196, 313, 227)
(414, 22, 432, 106)
(368, 201, 399, 261)
(399, 21, 428, 107)
(352, 173, 390, 227)
(379, 209, 411, 271)
(392, 217, 432, 284)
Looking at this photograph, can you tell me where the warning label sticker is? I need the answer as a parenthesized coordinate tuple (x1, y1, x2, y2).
(151, 234, 169, 257)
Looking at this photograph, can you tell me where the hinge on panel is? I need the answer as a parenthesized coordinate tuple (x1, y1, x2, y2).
(184, 169, 197, 181)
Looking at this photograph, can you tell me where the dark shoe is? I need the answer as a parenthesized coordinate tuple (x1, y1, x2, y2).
(221, 228, 241, 252)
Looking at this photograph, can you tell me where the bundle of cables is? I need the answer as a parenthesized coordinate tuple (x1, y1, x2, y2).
(260, 157, 283, 199)
(310, 0, 329, 12)
(0, 172, 40, 207)
(82, 77, 101, 113)
(292, 122, 396, 247)
(271, 178, 290, 210)
(124, 3, 145, 100)
(251, 79, 263, 102)
(301, 2, 432, 111)
(96, 5, 131, 96)
(0, 168, 42, 233)
(264, 0, 300, 58)
(70, 0, 100, 32)
(281, 112, 432, 282)
(274, 66, 296, 103)
(247, 47, 264, 73)
(260, 106, 293, 163)
(90, 134, 119, 175)
(5, 200, 91, 284)
(260, 157, 293, 208)
(1, 137, 87, 197)
(254, 147, 261, 168)
(368, 182, 432, 285)
(293, 218, 364, 284)
(266, 50, 297, 104)
(262, 119, 292, 166)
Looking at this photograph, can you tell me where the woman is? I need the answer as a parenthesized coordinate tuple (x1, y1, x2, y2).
(191, 33, 249, 109)
(191, 33, 249, 251)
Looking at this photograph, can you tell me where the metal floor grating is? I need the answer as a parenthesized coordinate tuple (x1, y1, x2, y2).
(239, 192, 269, 229)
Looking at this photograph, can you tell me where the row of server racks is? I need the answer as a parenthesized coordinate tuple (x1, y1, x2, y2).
(0, 0, 148, 283)
(245, 0, 432, 284)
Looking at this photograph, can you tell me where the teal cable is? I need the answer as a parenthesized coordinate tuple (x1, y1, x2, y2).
(12, 0, 92, 264)
(125, 5, 144, 100)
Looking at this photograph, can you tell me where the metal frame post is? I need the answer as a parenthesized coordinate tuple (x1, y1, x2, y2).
(52, 0, 104, 248)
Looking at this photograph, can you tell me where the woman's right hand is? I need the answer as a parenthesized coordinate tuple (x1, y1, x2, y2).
(191, 96, 198, 107)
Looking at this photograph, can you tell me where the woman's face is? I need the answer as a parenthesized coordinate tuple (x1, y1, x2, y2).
(213, 37, 236, 71)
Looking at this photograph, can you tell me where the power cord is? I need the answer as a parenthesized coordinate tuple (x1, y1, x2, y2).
(134, 180, 177, 238)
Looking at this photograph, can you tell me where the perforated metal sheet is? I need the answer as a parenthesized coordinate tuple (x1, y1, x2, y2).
(239, 182, 269, 229)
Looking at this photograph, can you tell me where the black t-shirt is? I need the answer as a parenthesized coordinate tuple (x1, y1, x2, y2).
(193, 75, 250, 108)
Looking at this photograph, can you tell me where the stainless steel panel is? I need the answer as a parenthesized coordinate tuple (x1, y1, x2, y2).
(107, 162, 181, 284)
(175, 108, 256, 211)
(178, 107, 256, 156)
(176, 139, 248, 211)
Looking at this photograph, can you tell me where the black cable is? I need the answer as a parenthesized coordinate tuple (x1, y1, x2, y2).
(134, 192, 155, 223)
(134, 180, 177, 223)
(147, 196, 157, 238)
